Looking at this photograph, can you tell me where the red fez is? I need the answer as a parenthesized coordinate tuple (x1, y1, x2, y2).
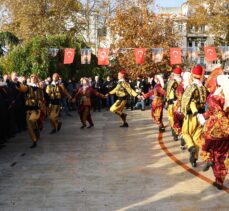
(192, 65, 203, 78)
(173, 67, 182, 75)
(119, 70, 126, 75)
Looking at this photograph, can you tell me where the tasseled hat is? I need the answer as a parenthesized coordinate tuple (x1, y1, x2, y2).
(173, 67, 182, 75)
(119, 70, 126, 75)
(191, 65, 203, 79)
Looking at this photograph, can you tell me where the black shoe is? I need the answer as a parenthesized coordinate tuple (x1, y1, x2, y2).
(203, 162, 214, 172)
(189, 146, 196, 165)
(180, 145, 186, 151)
(80, 125, 86, 129)
(213, 182, 223, 190)
(50, 129, 57, 134)
(57, 122, 62, 132)
(87, 124, 94, 128)
(180, 138, 186, 147)
(159, 127, 165, 132)
(174, 137, 178, 141)
(191, 159, 197, 168)
(120, 123, 129, 128)
(30, 142, 37, 149)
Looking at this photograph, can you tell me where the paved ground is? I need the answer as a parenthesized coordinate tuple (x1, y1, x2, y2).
(0, 109, 228, 211)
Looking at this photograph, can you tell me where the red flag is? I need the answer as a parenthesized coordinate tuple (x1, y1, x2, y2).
(64, 48, 75, 64)
(170, 48, 181, 65)
(204, 47, 217, 62)
(135, 48, 146, 64)
(98, 48, 109, 65)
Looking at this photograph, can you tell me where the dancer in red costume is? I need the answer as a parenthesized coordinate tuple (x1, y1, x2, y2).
(143, 75, 166, 132)
(74, 78, 105, 129)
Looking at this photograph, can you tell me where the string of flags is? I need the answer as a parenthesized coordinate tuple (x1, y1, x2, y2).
(48, 46, 229, 66)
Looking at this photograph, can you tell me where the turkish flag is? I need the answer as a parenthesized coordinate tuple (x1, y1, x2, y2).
(170, 48, 182, 65)
(135, 48, 146, 64)
(204, 47, 217, 62)
(98, 48, 109, 65)
(64, 48, 75, 64)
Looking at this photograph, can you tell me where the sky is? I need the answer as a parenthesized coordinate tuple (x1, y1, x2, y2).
(155, 0, 187, 7)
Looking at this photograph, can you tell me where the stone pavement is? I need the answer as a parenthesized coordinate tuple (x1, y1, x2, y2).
(0, 109, 228, 211)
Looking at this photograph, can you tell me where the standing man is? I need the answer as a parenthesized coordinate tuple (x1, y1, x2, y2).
(103, 76, 116, 110)
(107, 70, 140, 127)
(46, 73, 72, 134)
(92, 76, 103, 112)
(181, 65, 207, 168)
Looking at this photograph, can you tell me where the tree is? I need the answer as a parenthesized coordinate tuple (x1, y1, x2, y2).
(0, 0, 81, 40)
(188, 0, 229, 45)
(108, 1, 179, 78)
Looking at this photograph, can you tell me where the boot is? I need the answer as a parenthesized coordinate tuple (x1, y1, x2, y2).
(189, 146, 196, 167)
(30, 142, 37, 149)
(203, 162, 214, 172)
(57, 122, 62, 132)
(50, 129, 57, 134)
(120, 113, 127, 122)
(172, 129, 178, 141)
(80, 124, 86, 129)
(120, 123, 129, 128)
(87, 124, 94, 128)
(180, 138, 186, 150)
(159, 126, 165, 132)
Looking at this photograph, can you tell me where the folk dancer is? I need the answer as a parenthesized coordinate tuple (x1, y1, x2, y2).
(143, 75, 166, 132)
(181, 65, 207, 168)
(17, 74, 44, 148)
(166, 67, 183, 141)
(198, 74, 229, 190)
(46, 73, 72, 134)
(107, 70, 140, 127)
(74, 78, 106, 129)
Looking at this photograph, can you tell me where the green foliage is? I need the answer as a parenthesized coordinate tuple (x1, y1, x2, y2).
(0, 34, 107, 80)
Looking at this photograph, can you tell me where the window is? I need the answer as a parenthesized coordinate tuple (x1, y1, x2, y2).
(200, 25, 206, 33)
(178, 24, 183, 32)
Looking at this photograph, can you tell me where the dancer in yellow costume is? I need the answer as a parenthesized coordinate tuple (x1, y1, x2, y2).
(181, 65, 207, 168)
(107, 70, 140, 127)
(46, 73, 72, 134)
(166, 67, 183, 141)
(17, 74, 44, 148)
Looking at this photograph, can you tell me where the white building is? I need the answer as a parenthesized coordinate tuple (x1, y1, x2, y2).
(158, 2, 228, 73)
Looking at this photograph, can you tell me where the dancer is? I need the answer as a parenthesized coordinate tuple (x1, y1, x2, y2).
(107, 70, 140, 127)
(46, 73, 72, 134)
(143, 75, 166, 132)
(166, 67, 183, 140)
(199, 75, 229, 190)
(181, 65, 207, 167)
(74, 77, 105, 129)
(172, 72, 191, 150)
(17, 74, 44, 148)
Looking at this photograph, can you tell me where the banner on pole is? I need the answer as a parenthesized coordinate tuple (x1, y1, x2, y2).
(135, 48, 146, 64)
(152, 48, 164, 63)
(49, 48, 59, 57)
(204, 47, 217, 62)
(81, 48, 92, 64)
(98, 48, 109, 65)
(219, 46, 229, 61)
(187, 47, 199, 62)
(170, 48, 181, 65)
(64, 48, 75, 64)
